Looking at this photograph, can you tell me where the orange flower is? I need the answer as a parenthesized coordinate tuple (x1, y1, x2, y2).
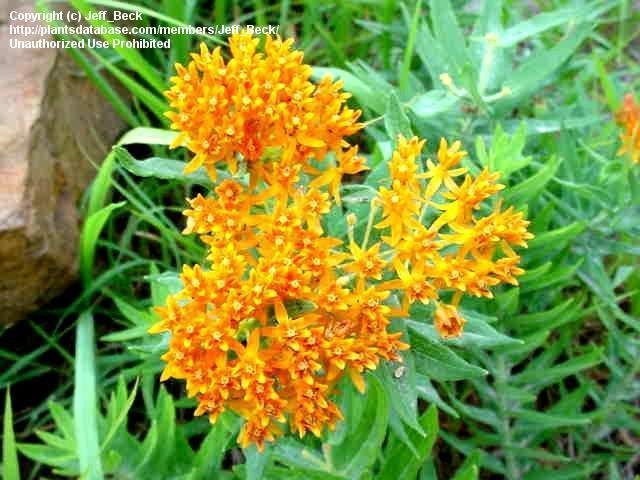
(434, 303, 466, 339)
(310, 145, 369, 203)
(616, 93, 640, 164)
(343, 242, 387, 280)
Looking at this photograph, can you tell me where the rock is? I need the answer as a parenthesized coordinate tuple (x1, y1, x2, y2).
(0, 0, 126, 325)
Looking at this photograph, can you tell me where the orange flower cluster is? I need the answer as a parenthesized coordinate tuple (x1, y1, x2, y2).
(165, 31, 362, 187)
(616, 93, 640, 164)
(152, 32, 532, 450)
(152, 176, 408, 448)
(374, 136, 533, 338)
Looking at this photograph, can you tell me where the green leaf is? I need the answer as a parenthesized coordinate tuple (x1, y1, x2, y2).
(101, 325, 149, 342)
(113, 146, 216, 186)
(451, 451, 480, 480)
(439, 431, 505, 474)
(409, 326, 487, 381)
(513, 349, 603, 388)
(429, 0, 475, 81)
(73, 311, 104, 480)
(117, 127, 178, 146)
(34, 430, 72, 452)
(163, 0, 195, 66)
(448, 396, 500, 428)
(85, 46, 167, 122)
(415, 374, 459, 418)
(70, 0, 165, 93)
(498, 23, 591, 108)
(3, 388, 20, 480)
(80, 201, 126, 287)
(505, 156, 560, 206)
(409, 90, 459, 119)
(399, 0, 423, 91)
(87, 152, 115, 217)
(377, 350, 423, 436)
(385, 91, 412, 141)
(331, 375, 389, 478)
(191, 414, 240, 478)
(521, 262, 582, 293)
(506, 297, 584, 333)
(408, 311, 521, 350)
(513, 409, 592, 430)
(387, 411, 421, 458)
(528, 221, 586, 251)
(245, 445, 269, 480)
(141, 387, 176, 475)
(272, 439, 346, 480)
(500, 5, 593, 47)
(111, 296, 154, 327)
(503, 116, 606, 135)
(49, 401, 75, 443)
(476, 123, 531, 179)
(148, 270, 182, 307)
(378, 405, 439, 480)
(100, 378, 139, 452)
(17, 443, 76, 467)
(523, 464, 600, 480)
(416, 22, 450, 85)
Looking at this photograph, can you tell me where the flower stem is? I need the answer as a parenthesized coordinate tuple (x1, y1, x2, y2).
(362, 202, 379, 250)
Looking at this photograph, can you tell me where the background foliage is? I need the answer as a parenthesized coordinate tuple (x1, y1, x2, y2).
(2, 0, 639, 479)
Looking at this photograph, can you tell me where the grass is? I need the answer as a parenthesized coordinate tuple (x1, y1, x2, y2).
(1, 0, 639, 479)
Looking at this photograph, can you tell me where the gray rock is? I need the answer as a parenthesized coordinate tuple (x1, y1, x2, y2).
(0, 0, 126, 325)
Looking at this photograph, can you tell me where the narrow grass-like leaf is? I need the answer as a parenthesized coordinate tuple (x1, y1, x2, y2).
(500, 5, 592, 47)
(377, 405, 438, 480)
(528, 221, 585, 251)
(69, 0, 165, 93)
(80, 202, 126, 286)
(73, 311, 104, 480)
(430, 0, 475, 80)
(85, 47, 168, 122)
(117, 128, 178, 146)
(3, 389, 20, 480)
(499, 23, 591, 108)
(513, 349, 603, 388)
(385, 91, 412, 141)
(331, 375, 389, 477)
(87, 152, 116, 218)
(100, 378, 139, 452)
(399, 0, 422, 91)
(505, 157, 560, 206)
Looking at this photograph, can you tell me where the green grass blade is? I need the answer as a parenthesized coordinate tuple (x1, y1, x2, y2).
(399, 0, 422, 91)
(3, 388, 20, 480)
(80, 202, 126, 287)
(73, 311, 104, 480)
(87, 152, 116, 218)
(34, 1, 139, 126)
(69, 0, 166, 94)
(85, 47, 168, 123)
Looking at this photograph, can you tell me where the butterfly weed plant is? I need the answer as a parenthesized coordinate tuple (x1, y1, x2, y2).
(149, 31, 531, 450)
